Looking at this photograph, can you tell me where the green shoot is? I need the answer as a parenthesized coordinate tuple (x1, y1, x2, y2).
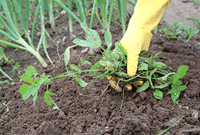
(19, 65, 51, 105)
(0, 47, 13, 81)
(158, 115, 185, 135)
(0, 99, 13, 113)
(0, 0, 56, 67)
(159, 21, 199, 41)
(186, 16, 200, 30)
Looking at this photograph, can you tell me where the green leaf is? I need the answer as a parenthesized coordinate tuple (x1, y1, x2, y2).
(73, 38, 100, 48)
(66, 70, 76, 77)
(176, 65, 189, 79)
(24, 65, 38, 78)
(44, 91, 55, 105)
(114, 72, 128, 78)
(138, 63, 148, 71)
(158, 72, 175, 81)
(104, 30, 112, 48)
(178, 85, 187, 91)
(82, 60, 92, 65)
(64, 46, 70, 66)
(154, 83, 168, 89)
(150, 67, 157, 77)
(73, 24, 101, 49)
(171, 78, 182, 88)
(0, 47, 3, 56)
(171, 91, 180, 104)
(99, 60, 113, 67)
(82, 24, 101, 43)
(70, 64, 79, 71)
(150, 62, 167, 67)
(89, 61, 103, 76)
(153, 90, 163, 100)
(19, 84, 33, 100)
(137, 81, 149, 93)
(75, 77, 88, 87)
(167, 88, 177, 95)
(19, 76, 34, 84)
(115, 42, 127, 56)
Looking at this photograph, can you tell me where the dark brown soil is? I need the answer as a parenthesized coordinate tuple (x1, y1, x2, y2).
(0, 8, 200, 135)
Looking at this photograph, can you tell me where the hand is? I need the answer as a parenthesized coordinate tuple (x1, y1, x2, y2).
(121, 0, 171, 77)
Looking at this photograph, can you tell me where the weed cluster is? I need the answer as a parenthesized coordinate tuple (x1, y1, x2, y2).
(159, 20, 199, 41)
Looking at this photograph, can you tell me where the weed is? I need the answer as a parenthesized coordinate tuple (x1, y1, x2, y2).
(188, 0, 200, 5)
(19, 65, 60, 110)
(159, 21, 199, 41)
(0, 47, 13, 81)
(186, 16, 200, 30)
(0, 99, 13, 113)
(69, 25, 189, 103)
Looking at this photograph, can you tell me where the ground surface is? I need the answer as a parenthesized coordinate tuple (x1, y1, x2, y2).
(0, 1, 200, 135)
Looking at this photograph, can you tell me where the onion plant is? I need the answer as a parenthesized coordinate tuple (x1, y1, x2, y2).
(0, 0, 54, 67)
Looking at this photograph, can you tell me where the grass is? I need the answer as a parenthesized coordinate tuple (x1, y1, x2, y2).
(0, 0, 55, 67)
(61, 25, 189, 104)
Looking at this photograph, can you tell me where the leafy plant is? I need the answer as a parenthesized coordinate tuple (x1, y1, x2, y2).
(68, 26, 189, 103)
(186, 16, 200, 30)
(159, 21, 199, 41)
(19, 65, 60, 110)
(188, 0, 200, 5)
(167, 65, 189, 103)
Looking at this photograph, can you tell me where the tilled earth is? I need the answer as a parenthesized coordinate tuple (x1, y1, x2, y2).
(0, 9, 200, 135)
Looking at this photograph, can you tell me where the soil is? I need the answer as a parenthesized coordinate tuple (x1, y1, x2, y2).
(0, 3, 200, 135)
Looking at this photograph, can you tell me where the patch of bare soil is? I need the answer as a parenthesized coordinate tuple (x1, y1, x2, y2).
(0, 7, 200, 135)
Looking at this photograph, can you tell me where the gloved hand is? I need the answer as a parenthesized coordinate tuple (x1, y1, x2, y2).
(121, 0, 172, 77)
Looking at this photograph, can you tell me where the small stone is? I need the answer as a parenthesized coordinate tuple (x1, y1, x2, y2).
(81, 48, 89, 54)
(62, 36, 67, 44)
(89, 48, 95, 55)
(99, 29, 105, 34)
(37, 32, 41, 37)
(61, 10, 67, 15)
(104, 126, 113, 133)
(191, 110, 199, 119)
(70, 33, 77, 40)
(139, 92, 147, 100)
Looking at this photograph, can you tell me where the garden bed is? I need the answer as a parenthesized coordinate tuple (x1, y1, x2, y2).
(0, 4, 200, 135)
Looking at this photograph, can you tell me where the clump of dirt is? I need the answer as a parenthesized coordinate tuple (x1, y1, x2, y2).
(0, 6, 200, 135)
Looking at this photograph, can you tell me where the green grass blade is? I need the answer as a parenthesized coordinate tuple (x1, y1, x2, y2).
(108, 0, 114, 30)
(26, 0, 30, 31)
(1, 0, 20, 37)
(13, 0, 34, 48)
(0, 29, 19, 42)
(40, 0, 54, 66)
(0, 67, 13, 81)
(0, 39, 26, 50)
(8, 0, 19, 33)
(89, 0, 97, 28)
(68, 0, 73, 32)
(46, 0, 55, 28)
(120, 0, 126, 34)
(52, 0, 83, 24)
(78, 0, 87, 24)
(31, 0, 42, 41)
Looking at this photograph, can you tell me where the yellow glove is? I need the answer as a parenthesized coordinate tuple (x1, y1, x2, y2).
(121, 0, 172, 77)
